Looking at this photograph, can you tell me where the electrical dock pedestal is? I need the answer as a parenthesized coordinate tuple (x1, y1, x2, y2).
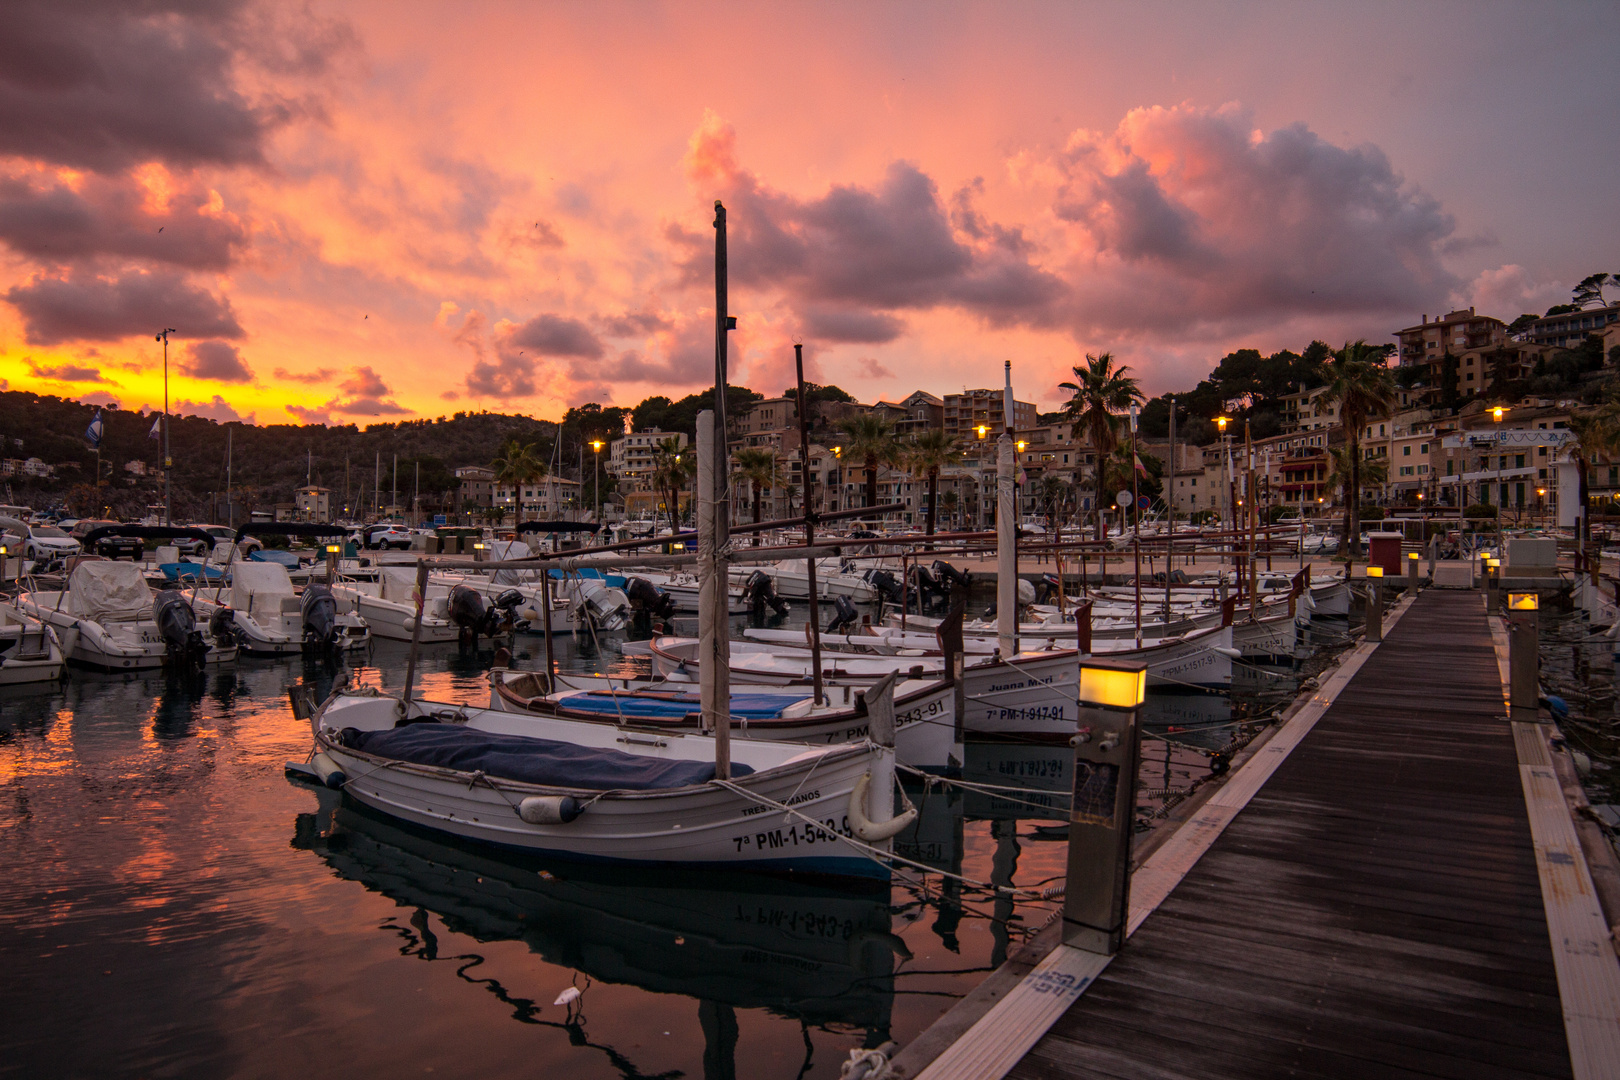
(897, 589, 1620, 1080)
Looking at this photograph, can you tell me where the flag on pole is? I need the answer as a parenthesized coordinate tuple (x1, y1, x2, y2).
(84, 409, 103, 449)
(1134, 452, 1149, 477)
(149, 415, 162, 440)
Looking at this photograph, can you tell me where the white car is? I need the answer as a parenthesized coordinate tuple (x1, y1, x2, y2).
(8, 524, 81, 561)
(362, 524, 413, 550)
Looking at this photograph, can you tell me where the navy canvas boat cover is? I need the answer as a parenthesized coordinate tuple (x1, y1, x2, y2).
(557, 691, 812, 721)
(342, 723, 753, 790)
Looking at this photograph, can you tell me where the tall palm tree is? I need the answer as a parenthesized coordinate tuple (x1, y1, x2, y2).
(940, 490, 959, 529)
(835, 413, 898, 516)
(491, 439, 543, 524)
(903, 428, 964, 536)
(651, 436, 693, 530)
(1567, 405, 1620, 548)
(731, 447, 784, 544)
(1325, 445, 1388, 515)
(1322, 341, 1397, 556)
(1060, 352, 1143, 540)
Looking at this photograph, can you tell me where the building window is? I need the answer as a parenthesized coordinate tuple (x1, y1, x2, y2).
(1403, 445, 1411, 457)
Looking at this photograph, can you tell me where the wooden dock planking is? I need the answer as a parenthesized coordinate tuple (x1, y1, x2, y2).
(1010, 590, 1575, 1080)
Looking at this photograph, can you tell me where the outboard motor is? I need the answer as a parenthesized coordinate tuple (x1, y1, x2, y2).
(152, 589, 208, 668)
(1038, 572, 1062, 604)
(933, 560, 972, 595)
(625, 577, 676, 620)
(825, 594, 860, 633)
(302, 582, 340, 651)
(449, 584, 493, 643)
(743, 570, 791, 617)
(490, 588, 529, 634)
(864, 569, 904, 605)
(910, 563, 948, 605)
(208, 605, 239, 650)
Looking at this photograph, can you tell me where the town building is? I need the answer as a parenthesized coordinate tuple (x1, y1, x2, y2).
(608, 429, 687, 489)
(1524, 304, 1620, 349)
(942, 388, 1038, 451)
(1394, 307, 1507, 367)
(294, 485, 331, 523)
(454, 465, 496, 513)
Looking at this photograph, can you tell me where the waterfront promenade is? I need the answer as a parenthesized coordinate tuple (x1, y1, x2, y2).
(901, 589, 1620, 1080)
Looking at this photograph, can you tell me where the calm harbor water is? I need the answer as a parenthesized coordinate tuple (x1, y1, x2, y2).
(0, 598, 1317, 1079)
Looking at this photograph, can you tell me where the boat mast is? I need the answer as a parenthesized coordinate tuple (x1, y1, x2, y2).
(996, 360, 1017, 659)
(700, 200, 734, 780)
(793, 342, 824, 705)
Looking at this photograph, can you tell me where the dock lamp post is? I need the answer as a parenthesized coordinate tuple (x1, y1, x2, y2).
(1365, 565, 1384, 642)
(1507, 592, 1540, 723)
(1407, 550, 1421, 599)
(1485, 557, 1501, 612)
(1063, 658, 1148, 956)
(590, 439, 604, 526)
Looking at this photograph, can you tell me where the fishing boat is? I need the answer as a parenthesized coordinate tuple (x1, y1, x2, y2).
(730, 558, 880, 602)
(0, 602, 65, 684)
(298, 681, 908, 878)
(15, 555, 238, 670)
(490, 665, 962, 772)
(330, 567, 458, 643)
(191, 560, 371, 655)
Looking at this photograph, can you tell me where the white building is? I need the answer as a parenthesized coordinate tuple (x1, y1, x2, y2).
(609, 429, 687, 489)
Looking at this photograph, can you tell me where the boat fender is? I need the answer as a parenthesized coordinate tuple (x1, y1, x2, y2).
(311, 752, 347, 789)
(1213, 646, 1242, 659)
(847, 772, 918, 842)
(518, 795, 584, 824)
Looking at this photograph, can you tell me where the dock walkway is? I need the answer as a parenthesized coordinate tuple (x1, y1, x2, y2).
(1006, 589, 1577, 1079)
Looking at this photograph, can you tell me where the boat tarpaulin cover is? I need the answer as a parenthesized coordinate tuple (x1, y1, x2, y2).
(557, 690, 811, 721)
(342, 723, 754, 790)
(67, 560, 152, 619)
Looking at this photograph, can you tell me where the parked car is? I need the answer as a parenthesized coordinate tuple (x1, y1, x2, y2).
(359, 524, 413, 550)
(194, 523, 261, 556)
(3, 521, 81, 562)
(69, 519, 145, 561)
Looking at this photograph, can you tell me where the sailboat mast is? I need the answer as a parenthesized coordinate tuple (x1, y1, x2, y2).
(700, 200, 733, 781)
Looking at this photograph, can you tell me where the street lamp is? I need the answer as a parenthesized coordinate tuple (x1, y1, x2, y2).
(590, 439, 604, 527)
(155, 328, 177, 525)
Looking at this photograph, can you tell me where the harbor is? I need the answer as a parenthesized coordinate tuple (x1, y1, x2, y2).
(3, 6, 1620, 1076)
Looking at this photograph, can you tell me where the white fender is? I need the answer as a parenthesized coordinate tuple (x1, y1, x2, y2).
(311, 752, 347, 790)
(847, 771, 918, 843)
(518, 795, 584, 824)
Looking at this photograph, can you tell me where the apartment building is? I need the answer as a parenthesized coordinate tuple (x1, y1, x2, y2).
(1525, 304, 1620, 349)
(608, 429, 686, 488)
(943, 388, 1038, 451)
(1394, 307, 1507, 367)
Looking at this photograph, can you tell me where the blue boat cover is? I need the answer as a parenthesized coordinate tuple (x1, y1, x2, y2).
(343, 723, 753, 790)
(157, 562, 225, 582)
(558, 691, 811, 721)
(547, 568, 628, 587)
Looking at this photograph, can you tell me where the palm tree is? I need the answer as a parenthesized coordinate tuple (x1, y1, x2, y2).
(1567, 405, 1620, 549)
(1325, 445, 1389, 517)
(940, 490, 959, 529)
(491, 439, 544, 524)
(1060, 352, 1143, 540)
(835, 413, 899, 517)
(651, 436, 693, 530)
(1034, 474, 1071, 529)
(731, 447, 784, 544)
(903, 428, 964, 536)
(1322, 341, 1397, 557)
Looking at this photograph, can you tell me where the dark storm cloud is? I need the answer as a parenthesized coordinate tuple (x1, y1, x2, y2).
(272, 366, 335, 384)
(0, 1, 285, 172)
(506, 313, 604, 359)
(600, 309, 673, 337)
(182, 340, 251, 382)
(0, 172, 247, 270)
(681, 115, 1066, 332)
(5, 268, 244, 345)
(25, 360, 104, 383)
(1053, 104, 1461, 330)
(796, 304, 904, 344)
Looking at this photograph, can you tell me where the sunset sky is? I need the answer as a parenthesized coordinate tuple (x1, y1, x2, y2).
(1, 1, 1615, 427)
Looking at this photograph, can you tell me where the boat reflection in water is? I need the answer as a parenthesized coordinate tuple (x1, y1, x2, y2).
(290, 785, 898, 1075)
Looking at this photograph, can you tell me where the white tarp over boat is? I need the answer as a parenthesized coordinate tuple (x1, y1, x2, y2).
(231, 560, 294, 613)
(379, 567, 422, 604)
(67, 560, 152, 620)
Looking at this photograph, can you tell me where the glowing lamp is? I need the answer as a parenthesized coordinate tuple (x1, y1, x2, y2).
(1492, 406, 1506, 422)
(1216, 416, 1230, 433)
(975, 425, 988, 440)
(590, 440, 604, 452)
(1487, 557, 1500, 571)
(1077, 660, 1147, 710)
(326, 544, 341, 554)
(1408, 552, 1419, 561)
(1508, 592, 1539, 611)
(1366, 566, 1383, 578)
(1017, 440, 1028, 453)
(472, 542, 487, 550)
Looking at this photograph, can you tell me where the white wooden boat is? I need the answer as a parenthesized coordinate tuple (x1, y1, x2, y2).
(330, 568, 458, 643)
(0, 602, 64, 684)
(492, 667, 962, 772)
(304, 688, 904, 879)
(15, 561, 238, 670)
(730, 559, 879, 603)
(192, 561, 370, 655)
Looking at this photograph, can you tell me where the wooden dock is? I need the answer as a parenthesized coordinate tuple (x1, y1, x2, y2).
(907, 589, 1620, 1080)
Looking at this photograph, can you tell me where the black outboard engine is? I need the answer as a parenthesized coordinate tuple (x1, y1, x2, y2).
(625, 577, 676, 620)
(490, 588, 529, 633)
(152, 589, 209, 668)
(1038, 572, 1062, 604)
(743, 570, 791, 617)
(208, 605, 239, 650)
(864, 569, 904, 604)
(933, 560, 971, 594)
(302, 582, 340, 651)
(825, 594, 860, 633)
(910, 563, 947, 605)
(449, 584, 491, 643)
